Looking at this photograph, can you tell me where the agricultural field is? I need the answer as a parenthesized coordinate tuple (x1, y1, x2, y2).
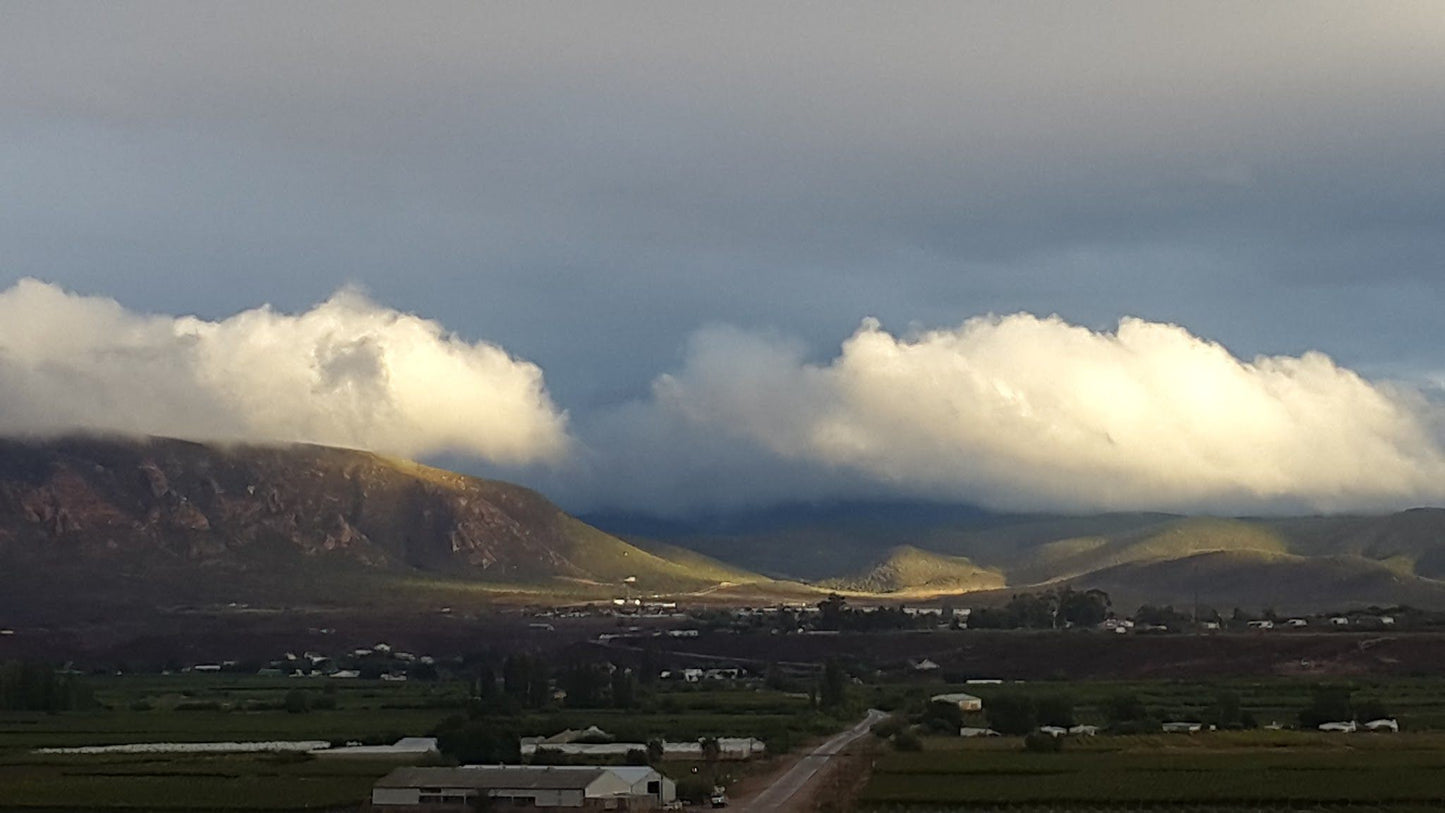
(861, 676, 1445, 811)
(862, 732, 1445, 810)
(872, 676, 1445, 731)
(0, 673, 827, 810)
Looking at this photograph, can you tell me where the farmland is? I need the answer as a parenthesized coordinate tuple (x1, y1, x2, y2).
(0, 673, 830, 810)
(861, 733, 1445, 810)
(860, 675, 1445, 811)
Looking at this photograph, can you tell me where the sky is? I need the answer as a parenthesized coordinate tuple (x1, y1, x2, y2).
(3, 2, 1445, 516)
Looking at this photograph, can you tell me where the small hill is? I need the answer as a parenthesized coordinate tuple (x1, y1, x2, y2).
(1266, 509, 1445, 579)
(1067, 549, 1445, 616)
(1005, 517, 1291, 584)
(822, 545, 1005, 595)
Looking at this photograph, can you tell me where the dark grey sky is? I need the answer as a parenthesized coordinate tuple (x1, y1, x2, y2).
(4, 3, 1445, 514)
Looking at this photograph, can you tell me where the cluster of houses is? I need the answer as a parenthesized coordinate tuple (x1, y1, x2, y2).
(184, 642, 438, 681)
(531, 599, 687, 620)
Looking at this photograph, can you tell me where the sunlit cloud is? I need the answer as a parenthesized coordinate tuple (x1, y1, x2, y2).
(636, 315, 1445, 513)
(0, 279, 569, 464)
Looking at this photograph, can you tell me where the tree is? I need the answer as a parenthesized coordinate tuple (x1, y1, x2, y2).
(818, 593, 848, 630)
(434, 715, 521, 763)
(923, 699, 963, 731)
(561, 662, 607, 707)
(283, 689, 310, 714)
(0, 662, 91, 712)
(1207, 690, 1244, 729)
(700, 736, 721, 766)
(1023, 731, 1063, 752)
(1035, 694, 1076, 728)
(1102, 692, 1148, 725)
(820, 659, 848, 710)
(985, 692, 1037, 736)
(611, 667, 637, 709)
(503, 654, 547, 704)
(892, 729, 922, 751)
(1005, 592, 1059, 629)
(646, 738, 665, 764)
(1354, 697, 1390, 723)
(1057, 589, 1111, 628)
(1298, 685, 1353, 729)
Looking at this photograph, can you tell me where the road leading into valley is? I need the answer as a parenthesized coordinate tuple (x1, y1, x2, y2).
(739, 708, 888, 811)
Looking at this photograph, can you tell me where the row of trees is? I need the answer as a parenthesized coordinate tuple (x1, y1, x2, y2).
(0, 661, 92, 712)
(967, 588, 1113, 630)
(461, 654, 645, 711)
(816, 594, 954, 632)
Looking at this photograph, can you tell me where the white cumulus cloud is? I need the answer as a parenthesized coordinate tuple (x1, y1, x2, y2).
(0, 279, 569, 463)
(643, 315, 1445, 513)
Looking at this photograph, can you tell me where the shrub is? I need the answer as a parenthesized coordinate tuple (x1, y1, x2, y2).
(1023, 732, 1063, 752)
(892, 729, 923, 751)
(871, 717, 904, 739)
(283, 689, 310, 714)
(985, 692, 1037, 736)
(1035, 694, 1075, 728)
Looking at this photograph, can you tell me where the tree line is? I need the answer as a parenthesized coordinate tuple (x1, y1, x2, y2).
(0, 661, 92, 712)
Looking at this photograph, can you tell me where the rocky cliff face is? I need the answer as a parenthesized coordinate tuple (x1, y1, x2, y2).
(0, 435, 641, 584)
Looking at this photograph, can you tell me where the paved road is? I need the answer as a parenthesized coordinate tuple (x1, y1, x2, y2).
(740, 709, 888, 811)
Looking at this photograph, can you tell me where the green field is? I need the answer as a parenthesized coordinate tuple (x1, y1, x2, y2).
(875, 676, 1445, 732)
(864, 733, 1445, 809)
(860, 676, 1445, 810)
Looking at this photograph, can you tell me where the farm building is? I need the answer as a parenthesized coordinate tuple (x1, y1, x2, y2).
(521, 735, 765, 761)
(372, 765, 675, 811)
(930, 692, 983, 711)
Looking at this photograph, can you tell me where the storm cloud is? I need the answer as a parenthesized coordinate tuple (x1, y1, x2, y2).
(3, 4, 1445, 514)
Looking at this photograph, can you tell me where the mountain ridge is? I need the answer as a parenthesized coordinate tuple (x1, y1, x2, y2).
(0, 434, 756, 609)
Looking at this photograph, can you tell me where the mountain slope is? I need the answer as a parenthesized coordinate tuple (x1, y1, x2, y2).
(597, 501, 1445, 610)
(1065, 549, 1445, 615)
(1004, 517, 1291, 585)
(0, 434, 754, 598)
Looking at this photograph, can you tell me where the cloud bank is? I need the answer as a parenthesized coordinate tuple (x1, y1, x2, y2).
(629, 315, 1445, 513)
(0, 279, 568, 463)
(4, 278, 1443, 515)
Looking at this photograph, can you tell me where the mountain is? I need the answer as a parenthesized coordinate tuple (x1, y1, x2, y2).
(1064, 549, 1445, 616)
(821, 545, 1005, 595)
(0, 435, 771, 615)
(589, 503, 1445, 611)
